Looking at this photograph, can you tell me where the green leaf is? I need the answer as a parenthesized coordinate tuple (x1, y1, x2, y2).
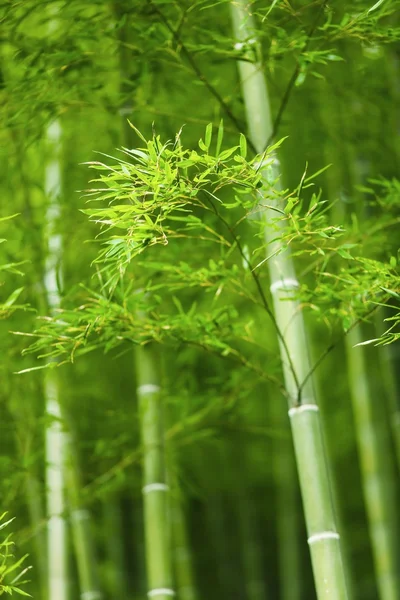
(380, 286, 400, 299)
(239, 133, 247, 158)
(9, 586, 32, 597)
(218, 146, 239, 161)
(205, 123, 213, 150)
(337, 248, 354, 259)
(216, 120, 224, 157)
(3, 287, 24, 308)
(368, 0, 386, 12)
(354, 337, 378, 347)
(127, 121, 147, 142)
(198, 138, 208, 152)
(0, 213, 19, 223)
(264, 0, 281, 17)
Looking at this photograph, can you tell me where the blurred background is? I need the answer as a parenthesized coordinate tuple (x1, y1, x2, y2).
(0, 1, 399, 598)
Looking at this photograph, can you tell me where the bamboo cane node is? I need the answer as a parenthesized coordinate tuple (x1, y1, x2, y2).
(148, 588, 175, 597)
(307, 531, 340, 545)
(137, 383, 161, 396)
(270, 278, 299, 293)
(142, 483, 169, 494)
(288, 404, 319, 417)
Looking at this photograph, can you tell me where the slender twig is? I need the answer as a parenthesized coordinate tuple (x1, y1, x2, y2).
(298, 303, 379, 401)
(150, 0, 326, 156)
(202, 190, 301, 393)
(148, 0, 258, 155)
(266, 0, 328, 147)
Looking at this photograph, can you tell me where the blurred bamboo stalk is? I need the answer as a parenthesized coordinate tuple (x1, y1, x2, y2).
(346, 327, 400, 600)
(102, 494, 129, 599)
(169, 470, 198, 600)
(331, 71, 400, 598)
(44, 119, 69, 600)
(45, 118, 102, 600)
(376, 313, 400, 471)
(135, 343, 174, 600)
(270, 395, 302, 600)
(234, 455, 269, 600)
(65, 428, 103, 600)
(21, 445, 47, 597)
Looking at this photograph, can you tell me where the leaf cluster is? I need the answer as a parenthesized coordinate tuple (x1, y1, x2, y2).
(0, 514, 31, 597)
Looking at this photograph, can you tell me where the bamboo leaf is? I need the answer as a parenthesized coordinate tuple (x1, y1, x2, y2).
(239, 133, 247, 158)
(368, 0, 386, 12)
(127, 121, 147, 142)
(216, 119, 224, 157)
(205, 123, 213, 149)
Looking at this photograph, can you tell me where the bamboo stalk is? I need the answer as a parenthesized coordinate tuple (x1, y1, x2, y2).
(135, 342, 174, 600)
(234, 456, 268, 600)
(270, 394, 302, 600)
(346, 327, 400, 599)
(230, 3, 349, 597)
(169, 472, 198, 600)
(65, 429, 103, 600)
(318, 68, 400, 599)
(44, 119, 69, 600)
(45, 118, 102, 600)
(376, 313, 400, 471)
(101, 494, 129, 599)
(16, 428, 48, 597)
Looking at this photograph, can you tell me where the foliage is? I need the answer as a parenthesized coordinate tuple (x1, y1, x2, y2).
(0, 515, 31, 597)
(1, 0, 400, 598)
(0, 216, 25, 320)
(20, 124, 399, 400)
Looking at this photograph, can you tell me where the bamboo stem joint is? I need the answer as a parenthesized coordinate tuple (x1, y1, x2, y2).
(308, 532, 340, 545)
(142, 483, 169, 494)
(138, 384, 162, 395)
(288, 405, 319, 416)
(148, 588, 175, 597)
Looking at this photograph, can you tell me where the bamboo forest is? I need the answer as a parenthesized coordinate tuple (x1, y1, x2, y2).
(1, 0, 400, 598)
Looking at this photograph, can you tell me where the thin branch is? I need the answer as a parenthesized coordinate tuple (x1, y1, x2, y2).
(202, 190, 301, 393)
(148, 0, 258, 155)
(266, 0, 328, 147)
(298, 303, 379, 401)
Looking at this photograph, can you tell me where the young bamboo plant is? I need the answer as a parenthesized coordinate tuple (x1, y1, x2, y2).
(229, 2, 349, 597)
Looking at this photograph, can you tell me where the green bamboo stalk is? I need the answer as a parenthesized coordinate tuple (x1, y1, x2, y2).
(44, 119, 69, 600)
(169, 472, 198, 600)
(346, 327, 400, 599)
(16, 429, 48, 597)
(380, 46, 400, 469)
(230, 3, 349, 597)
(65, 429, 103, 600)
(376, 312, 400, 471)
(101, 494, 129, 599)
(113, 10, 183, 590)
(233, 456, 268, 600)
(269, 394, 302, 600)
(135, 342, 174, 600)
(318, 67, 400, 599)
(24, 472, 47, 594)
